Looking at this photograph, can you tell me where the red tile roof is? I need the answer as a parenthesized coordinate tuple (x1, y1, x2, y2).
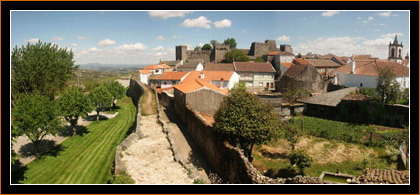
(267, 51, 280, 55)
(158, 72, 189, 80)
(283, 64, 311, 77)
(293, 58, 311, 65)
(281, 62, 293, 69)
(144, 64, 172, 70)
(139, 70, 151, 74)
(204, 63, 235, 71)
(307, 59, 341, 68)
(174, 78, 229, 94)
(182, 71, 235, 83)
(233, 62, 275, 73)
(334, 60, 409, 77)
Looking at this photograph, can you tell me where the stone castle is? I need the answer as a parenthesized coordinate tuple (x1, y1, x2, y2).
(176, 40, 293, 63)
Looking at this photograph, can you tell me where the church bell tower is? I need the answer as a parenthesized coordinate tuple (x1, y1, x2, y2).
(388, 34, 403, 64)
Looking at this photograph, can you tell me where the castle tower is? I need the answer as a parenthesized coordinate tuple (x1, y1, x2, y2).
(265, 40, 277, 51)
(176, 45, 187, 61)
(388, 34, 403, 64)
(280, 44, 293, 53)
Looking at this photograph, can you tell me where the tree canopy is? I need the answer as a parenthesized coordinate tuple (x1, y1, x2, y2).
(223, 49, 250, 63)
(223, 38, 237, 49)
(213, 82, 278, 161)
(376, 66, 400, 104)
(11, 41, 78, 100)
(12, 93, 63, 158)
(289, 149, 312, 175)
(210, 40, 219, 47)
(255, 56, 265, 63)
(201, 44, 213, 51)
(57, 86, 93, 135)
(89, 87, 113, 121)
(103, 81, 125, 109)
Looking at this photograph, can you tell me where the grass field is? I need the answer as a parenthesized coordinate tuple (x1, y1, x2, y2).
(19, 96, 136, 184)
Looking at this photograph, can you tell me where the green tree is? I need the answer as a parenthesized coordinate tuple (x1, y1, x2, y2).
(210, 40, 219, 47)
(223, 49, 250, 63)
(283, 88, 310, 104)
(11, 121, 22, 164)
(297, 53, 302, 58)
(12, 93, 63, 158)
(289, 150, 312, 175)
(358, 87, 378, 100)
(89, 87, 113, 121)
(376, 66, 401, 104)
(103, 81, 125, 109)
(201, 44, 213, 51)
(283, 123, 302, 151)
(11, 41, 78, 100)
(213, 82, 278, 162)
(255, 56, 265, 63)
(398, 88, 409, 105)
(57, 86, 93, 136)
(223, 38, 237, 49)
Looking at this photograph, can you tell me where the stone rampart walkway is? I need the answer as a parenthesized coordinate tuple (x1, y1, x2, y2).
(120, 114, 193, 184)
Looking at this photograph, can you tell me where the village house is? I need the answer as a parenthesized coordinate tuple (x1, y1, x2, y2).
(160, 60, 183, 71)
(182, 70, 240, 90)
(139, 64, 172, 84)
(204, 63, 235, 71)
(318, 53, 348, 65)
(333, 58, 409, 89)
(148, 74, 163, 87)
(306, 59, 341, 77)
(176, 60, 204, 72)
(139, 69, 152, 84)
(154, 71, 190, 89)
(276, 62, 327, 94)
(173, 78, 228, 119)
(233, 61, 276, 91)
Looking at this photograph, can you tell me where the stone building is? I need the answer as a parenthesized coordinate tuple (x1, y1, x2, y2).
(175, 39, 290, 63)
(276, 63, 327, 94)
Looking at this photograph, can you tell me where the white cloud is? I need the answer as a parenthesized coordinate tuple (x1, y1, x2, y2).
(88, 47, 100, 52)
(24, 38, 40, 43)
(181, 16, 212, 29)
(77, 36, 86, 40)
(52, 36, 64, 41)
(213, 19, 232, 28)
(151, 46, 165, 51)
(68, 43, 79, 47)
(114, 43, 147, 51)
(322, 11, 339, 17)
(277, 35, 290, 42)
(96, 39, 117, 46)
(362, 16, 374, 24)
(149, 11, 193, 20)
(156, 35, 165, 41)
(378, 11, 399, 17)
(294, 33, 405, 60)
(171, 35, 182, 39)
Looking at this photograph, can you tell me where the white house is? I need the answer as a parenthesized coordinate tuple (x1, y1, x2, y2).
(156, 71, 190, 89)
(176, 60, 204, 72)
(334, 58, 409, 89)
(139, 70, 152, 84)
(181, 71, 240, 90)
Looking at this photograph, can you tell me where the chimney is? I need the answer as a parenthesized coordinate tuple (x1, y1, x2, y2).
(350, 56, 356, 74)
(220, 78, 224, 88)
(200, 71, 205, 79)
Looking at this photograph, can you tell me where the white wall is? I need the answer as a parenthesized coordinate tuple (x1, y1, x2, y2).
(396, 76, 410, 89)
(140, 73, 151, 84)
(280, 55, 294, 63)
(160, 80, 180, 88)
(335, 71, 410, 89)
(152, 69, 163, 75)
(195, 63, 204, 71)
(227, 72, 240, 90)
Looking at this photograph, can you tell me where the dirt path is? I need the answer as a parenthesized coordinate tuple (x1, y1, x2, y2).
(121, 114, 193, 184)
(139, 83, 157, 115)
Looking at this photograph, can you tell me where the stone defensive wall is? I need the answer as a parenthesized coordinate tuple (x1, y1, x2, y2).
(114, 77, 145, 175)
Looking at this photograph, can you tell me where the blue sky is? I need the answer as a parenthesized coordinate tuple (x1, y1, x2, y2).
(11, 11, 409, 65)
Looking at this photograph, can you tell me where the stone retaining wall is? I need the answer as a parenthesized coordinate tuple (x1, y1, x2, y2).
(114, 78, 145, 175)
(154, 89, 209, 183)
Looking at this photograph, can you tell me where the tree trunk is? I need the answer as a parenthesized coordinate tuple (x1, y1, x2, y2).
(70, 118, 78, 136)
(97, 111, 100, 121)
(33, 140, 40, 159)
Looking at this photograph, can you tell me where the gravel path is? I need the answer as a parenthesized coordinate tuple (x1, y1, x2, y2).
(121, 114, 194, 184)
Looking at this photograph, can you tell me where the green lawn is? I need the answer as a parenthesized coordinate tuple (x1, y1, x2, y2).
(20, 97, 136, 184)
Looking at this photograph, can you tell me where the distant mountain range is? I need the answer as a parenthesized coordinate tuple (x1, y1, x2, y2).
(77, 63, 147, 73)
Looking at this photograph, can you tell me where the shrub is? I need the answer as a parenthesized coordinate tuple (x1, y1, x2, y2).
(289, 150, 312, 175)
(193, 179, 205, 184)
(110, 172, 135, 184)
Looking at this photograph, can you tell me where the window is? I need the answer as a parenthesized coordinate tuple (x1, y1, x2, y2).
(259, 82, 263, 87)
(172, 81, 176, 85)
(270, 83, 274, 88)
(391, 48, 395, 57)
(266, 83, 269, 88)
(360, 83, 363, 87)
(155, 69, 159, 73)
(164, 82, 167, 85)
